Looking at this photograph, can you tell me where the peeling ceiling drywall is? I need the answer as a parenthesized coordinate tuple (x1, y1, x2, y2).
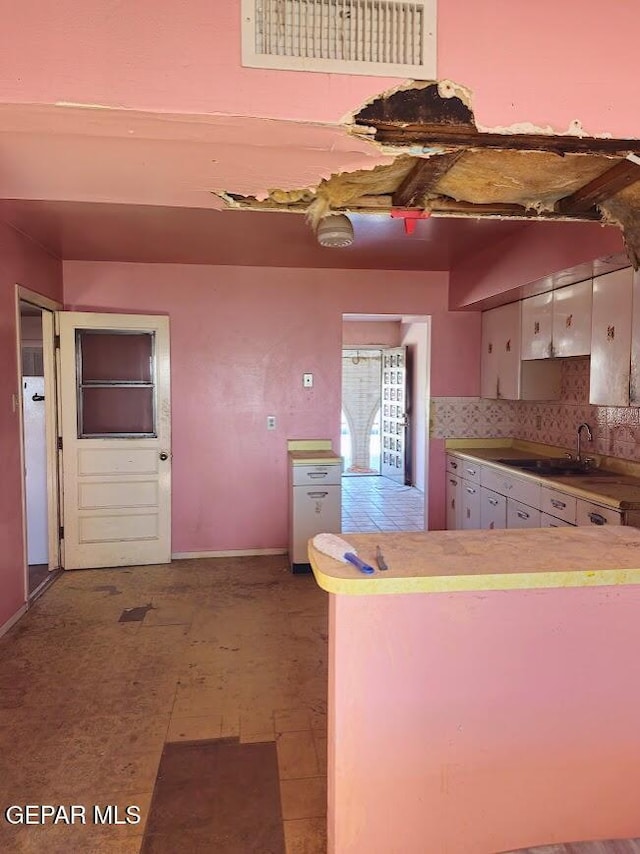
(220, 83, 640, 267)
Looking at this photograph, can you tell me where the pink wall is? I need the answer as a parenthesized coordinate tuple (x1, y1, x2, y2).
(63, 262, 456, 553)
(0, 219, 62, 629)
(1, 1, 640, 136)
(450, 222, 625, 309)
(342, 321, 401, 347)
(329, 586, 640, 853)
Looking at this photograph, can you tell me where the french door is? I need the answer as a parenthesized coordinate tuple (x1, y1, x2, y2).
(380, 346, 407, 483)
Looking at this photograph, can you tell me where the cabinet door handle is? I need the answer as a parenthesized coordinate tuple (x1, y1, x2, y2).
(449, 478, 457, 486)
(551, 499, 566, 510)
(466, 468, 476, 476)
(450, 460, 458, 469)
(307, 472, 328, 479)
(466, 487, 476, 494)
(588, 512, 607, 525)
(307, 491, 329, 499)
(517, 510, 530, 520)
(488, 498, 499, 506)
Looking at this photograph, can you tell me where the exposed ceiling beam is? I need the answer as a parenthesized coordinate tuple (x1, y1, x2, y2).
(392, 152, 465, 208)
(555, 157, 640, 215)
(426, 198, 602, 221)
(362, 123, 640, 157)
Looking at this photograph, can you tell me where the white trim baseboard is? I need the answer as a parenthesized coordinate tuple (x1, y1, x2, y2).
(0, 604, 27, 638)
(172, 548, 287, 560)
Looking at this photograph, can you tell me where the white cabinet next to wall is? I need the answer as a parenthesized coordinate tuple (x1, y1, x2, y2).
(482, 302, 561, 401)
(446, 472, 461, 531)
(590, 267, 633, 406)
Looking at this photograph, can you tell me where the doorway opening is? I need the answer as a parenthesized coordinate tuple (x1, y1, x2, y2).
(341, 316, 429, 534)
(17, 294, 61, 600)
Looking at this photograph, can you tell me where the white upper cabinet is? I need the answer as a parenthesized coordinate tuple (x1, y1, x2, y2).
(521, 280, 592, 361)
(482, 301, 561, 401)
(552, 279, 593, 358)
(521, 292, 553, 360)
(590, 267, 633, 406)
(481, 302, 521, 400)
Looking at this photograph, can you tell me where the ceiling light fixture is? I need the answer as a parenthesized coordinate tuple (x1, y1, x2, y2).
(316, 214, 354, 248)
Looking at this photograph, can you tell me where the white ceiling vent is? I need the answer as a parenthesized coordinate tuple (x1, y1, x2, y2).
(241, 0, 436, 79)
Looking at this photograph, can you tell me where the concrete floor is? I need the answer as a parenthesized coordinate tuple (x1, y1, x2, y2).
(0, 556, 328, 853)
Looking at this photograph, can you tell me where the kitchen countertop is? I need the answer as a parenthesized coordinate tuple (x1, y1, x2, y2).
(448, 441, 640, 511)
(288, 449, 342, 465)
(308, 527, 640, 595)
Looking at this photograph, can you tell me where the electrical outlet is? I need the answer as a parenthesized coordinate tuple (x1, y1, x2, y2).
(303, 373, 313, 388)
(267, 415, 276, 430)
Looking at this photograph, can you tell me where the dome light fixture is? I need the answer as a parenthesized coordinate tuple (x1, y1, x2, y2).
(316, 214, 354, 248)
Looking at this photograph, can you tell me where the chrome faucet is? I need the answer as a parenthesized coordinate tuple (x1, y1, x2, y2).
(576, 422, 593, 462)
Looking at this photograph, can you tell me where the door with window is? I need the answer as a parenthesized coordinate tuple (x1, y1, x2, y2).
(58, 312, 171, 570)
(380, 346, 407, 483)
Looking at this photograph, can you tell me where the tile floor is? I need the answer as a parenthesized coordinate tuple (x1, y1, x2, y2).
(0, 556, 328, 854)
(341, 474, 425, 533)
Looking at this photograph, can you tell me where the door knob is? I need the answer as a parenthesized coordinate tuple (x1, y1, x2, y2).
(159, 451, 169, 461)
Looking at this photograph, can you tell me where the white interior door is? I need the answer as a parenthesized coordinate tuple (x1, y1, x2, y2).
(58, 312, 171, 570)
(380, 346, 407, 483)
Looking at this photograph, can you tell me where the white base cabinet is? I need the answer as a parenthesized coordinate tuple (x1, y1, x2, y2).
(480, 488, 507, 530)
(289, 462, 341, 572)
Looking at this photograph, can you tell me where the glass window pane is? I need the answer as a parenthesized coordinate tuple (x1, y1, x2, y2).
(80, 331, 153, 383)
(81, 387, 154, 436)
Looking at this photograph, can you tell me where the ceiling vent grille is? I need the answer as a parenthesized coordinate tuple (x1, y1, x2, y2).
(241, 0, 436, 79)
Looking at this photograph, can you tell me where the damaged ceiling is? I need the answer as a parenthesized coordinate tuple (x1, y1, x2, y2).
(220, 82, 640, 268)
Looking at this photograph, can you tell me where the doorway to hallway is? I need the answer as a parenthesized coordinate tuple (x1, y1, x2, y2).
(341, 315, 429, 533)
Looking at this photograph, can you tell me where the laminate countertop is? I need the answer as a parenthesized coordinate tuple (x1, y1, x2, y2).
(449, 443, 640, 511)
(308, 527, 640, 595)
(288, 450, 342, 465)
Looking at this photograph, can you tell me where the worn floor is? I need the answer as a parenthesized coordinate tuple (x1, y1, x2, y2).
(0, 556, 328, 854)
(341, 474, 424, 533)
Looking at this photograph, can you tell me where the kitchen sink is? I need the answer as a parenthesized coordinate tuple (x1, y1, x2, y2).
(496, 458, 607, 477)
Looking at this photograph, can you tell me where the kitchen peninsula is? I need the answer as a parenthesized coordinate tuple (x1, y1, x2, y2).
(309, 526, 640, 854)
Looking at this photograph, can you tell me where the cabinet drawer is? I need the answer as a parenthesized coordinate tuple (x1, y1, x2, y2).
(480, 488, 507, 530)
(576, 500, 622, 527)
(292, 464, 341, 486)
(446, 454, 462, 475)
(460, 460, 481, 484)
(507, 499, 541, 529)
(482, 465, 541, 507)
(539, 486, 577, 524)
(540, 513, 575, 528)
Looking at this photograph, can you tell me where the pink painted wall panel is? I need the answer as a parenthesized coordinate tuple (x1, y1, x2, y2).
(0, 220, 62, 629)
(342, 321, 401, 347)
(450, 222, 625, 309)
(1, 1, 640, 135)
(63, 262, 452, 553)
(329, 587, 640, 853)
(429, 311, 481, 396)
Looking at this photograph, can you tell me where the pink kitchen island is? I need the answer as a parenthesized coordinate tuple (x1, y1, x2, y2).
(309, 526, 640, 854)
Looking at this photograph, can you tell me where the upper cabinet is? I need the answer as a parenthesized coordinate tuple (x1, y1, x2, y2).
(590, 268, 633, 406)
(482, 302, 561, 401)
(552, 280, 592, 358)
(521, 280, 592, 361)
(521, 292, 553, 360)
(481, 302, 521, 400)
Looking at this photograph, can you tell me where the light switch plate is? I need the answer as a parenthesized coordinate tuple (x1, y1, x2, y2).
(303, 373, 313, 388)
(267, 415, 276, 430)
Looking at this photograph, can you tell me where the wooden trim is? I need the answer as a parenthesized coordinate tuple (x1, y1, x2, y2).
(392, 152, 465, 207)
(556, 158, 640, 215)
(364, 123, 640, 157)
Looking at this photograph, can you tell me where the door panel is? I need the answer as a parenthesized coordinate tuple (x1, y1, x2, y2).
(381, 346, 407, 483)
(59, 312, 171, 569)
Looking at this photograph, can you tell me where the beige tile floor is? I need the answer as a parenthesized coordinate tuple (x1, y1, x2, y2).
(0, 556, 328, 854)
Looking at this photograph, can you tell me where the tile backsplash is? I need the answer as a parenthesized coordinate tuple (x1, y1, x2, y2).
(431, 357, 640, 463)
